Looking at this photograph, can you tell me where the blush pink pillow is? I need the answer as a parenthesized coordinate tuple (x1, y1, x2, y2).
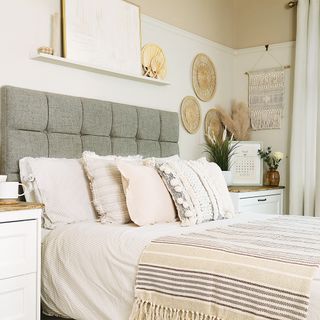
(117, 161, 176, 226)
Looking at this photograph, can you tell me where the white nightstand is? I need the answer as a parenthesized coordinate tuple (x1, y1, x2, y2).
(0, 202, 43, 320)
(229, 186, 284, 215)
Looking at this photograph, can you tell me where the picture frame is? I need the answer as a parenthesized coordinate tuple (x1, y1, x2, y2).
(230, 141, 263, 186)
(61, 0, 142, 75)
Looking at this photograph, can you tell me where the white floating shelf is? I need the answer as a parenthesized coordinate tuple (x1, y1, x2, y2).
(31, 53, 170, 86)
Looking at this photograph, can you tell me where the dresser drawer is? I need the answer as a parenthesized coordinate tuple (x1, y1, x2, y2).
(0, 273, 37, 320)
(238, 194, 282, 215)
(0, 220, 37, 280)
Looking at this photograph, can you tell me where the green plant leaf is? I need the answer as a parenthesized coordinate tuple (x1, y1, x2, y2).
(203, 138, 239, 171)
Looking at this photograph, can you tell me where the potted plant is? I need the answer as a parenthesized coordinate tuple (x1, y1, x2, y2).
(258, 147, 284, 186)
(204, 127, 238, 186)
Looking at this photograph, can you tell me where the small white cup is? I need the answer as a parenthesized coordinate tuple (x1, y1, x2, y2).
(0, 182, 24, 199)
(0, 175, 7, 182)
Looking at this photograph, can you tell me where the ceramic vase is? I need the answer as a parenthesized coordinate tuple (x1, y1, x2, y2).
(222, 171, 232, 186)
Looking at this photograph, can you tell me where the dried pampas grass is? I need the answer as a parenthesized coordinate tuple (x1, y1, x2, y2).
(207, 102, 250, 141)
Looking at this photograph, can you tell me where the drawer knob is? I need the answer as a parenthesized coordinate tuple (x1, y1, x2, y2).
(258, 198, 267, 202)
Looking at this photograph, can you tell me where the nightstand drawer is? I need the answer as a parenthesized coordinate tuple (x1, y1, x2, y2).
(238, 194, 282, 214)
(0, 220, 37, 280)
(0, 273, 36, 320)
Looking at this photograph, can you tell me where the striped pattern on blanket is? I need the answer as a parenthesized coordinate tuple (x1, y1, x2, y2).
(130, 216, 320, 320)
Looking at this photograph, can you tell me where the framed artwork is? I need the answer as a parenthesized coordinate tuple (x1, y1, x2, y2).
(230, 141, 263, 186)
(61, 0, 141, 75)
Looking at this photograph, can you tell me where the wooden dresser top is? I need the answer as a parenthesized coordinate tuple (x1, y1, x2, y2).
(0, 201, 44, 212)
(228, 186, 285, 193)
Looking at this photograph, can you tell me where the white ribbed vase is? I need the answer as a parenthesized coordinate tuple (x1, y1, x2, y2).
(222, 171, 232, 186)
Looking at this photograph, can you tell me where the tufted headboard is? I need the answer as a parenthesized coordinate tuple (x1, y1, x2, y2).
(0, 86, 179, 181)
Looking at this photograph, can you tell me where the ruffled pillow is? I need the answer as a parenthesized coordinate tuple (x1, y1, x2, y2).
(19, 157, 97, 229)
(117, 161, 176, 226)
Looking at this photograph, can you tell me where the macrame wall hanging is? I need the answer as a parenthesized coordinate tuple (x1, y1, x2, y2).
(246, 45, 290, 130)
(248, 67, 285, 129)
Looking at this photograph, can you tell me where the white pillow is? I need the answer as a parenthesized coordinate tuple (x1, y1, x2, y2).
(143, 155, 179, 167)
(202, 159, 235, 220)
(19, 157, 97, 229)
(117, 161, 176, 226)
(19, 159, 41, 203)
(156, 158, 235, 226)
(81, 151, 142, 224)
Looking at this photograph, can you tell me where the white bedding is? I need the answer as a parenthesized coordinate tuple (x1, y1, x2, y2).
(41, 214, 320, 320)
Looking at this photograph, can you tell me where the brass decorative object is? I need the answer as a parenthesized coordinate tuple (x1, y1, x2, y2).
(180, 96, 201, 134)
(142, 44, 167, 79)
(192, 53, 216, 102)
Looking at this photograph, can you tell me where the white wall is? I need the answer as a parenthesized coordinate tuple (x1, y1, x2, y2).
(233, 42, 295, 212)
(0, 0, 234, 161)
(0, 1, 295, 210)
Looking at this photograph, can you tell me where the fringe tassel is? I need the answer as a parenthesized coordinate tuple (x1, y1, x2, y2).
(130, 299, 222, 320)
(250, 108, 282, 130)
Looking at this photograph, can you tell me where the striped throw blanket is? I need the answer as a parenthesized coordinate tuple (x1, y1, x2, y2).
(130, 216, 320, 320)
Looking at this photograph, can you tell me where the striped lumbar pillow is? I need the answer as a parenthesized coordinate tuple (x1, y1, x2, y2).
(82, 151, 142, 224)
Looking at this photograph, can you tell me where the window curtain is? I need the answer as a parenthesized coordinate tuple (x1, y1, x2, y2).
(289, 0, 320, 216)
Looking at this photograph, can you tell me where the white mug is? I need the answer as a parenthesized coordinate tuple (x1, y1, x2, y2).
(0, 182, 25, 199)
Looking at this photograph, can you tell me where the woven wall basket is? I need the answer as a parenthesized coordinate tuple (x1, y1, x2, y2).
(205, 108, 223, 140)
(192, 53, 216, 102)
(180, 96, 201, 134)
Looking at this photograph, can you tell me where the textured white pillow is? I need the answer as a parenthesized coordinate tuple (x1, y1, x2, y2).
(117, 161, 176, 226)
(19, 157, 97, 229)
(156, 158, 234, 226)
(82, 151, 142, 224)
(143, 155, 180, 167)
(202, 159, 235, 220)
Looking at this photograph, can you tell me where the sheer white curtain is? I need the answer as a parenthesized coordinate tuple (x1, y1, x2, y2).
(289, 0, 320, 216)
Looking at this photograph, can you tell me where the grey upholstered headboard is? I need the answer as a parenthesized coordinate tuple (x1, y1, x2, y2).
(0, 86, 179, 181)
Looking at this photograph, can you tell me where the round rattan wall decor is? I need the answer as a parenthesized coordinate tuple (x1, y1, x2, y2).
(204, 108, 223, 141)
(180, 96, 201, 134)
(192, 53, 216, 102)
(141, 44, 167, 80)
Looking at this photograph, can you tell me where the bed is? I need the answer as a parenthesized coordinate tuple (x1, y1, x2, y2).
(40, 216, 320, 320)
(1, 86, 319, 320)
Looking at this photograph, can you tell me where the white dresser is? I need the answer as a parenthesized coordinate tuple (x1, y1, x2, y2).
(229, 186, 284, 215)
(0, 202, 43, 320)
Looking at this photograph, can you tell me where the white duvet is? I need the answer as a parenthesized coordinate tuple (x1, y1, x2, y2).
(41, 214, 320, 320)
